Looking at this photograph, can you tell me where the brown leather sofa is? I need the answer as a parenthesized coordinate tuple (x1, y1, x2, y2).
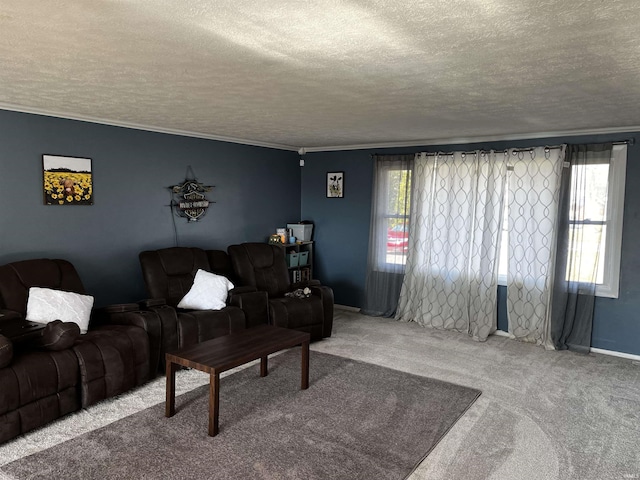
(0, 258, 152, 444)
(227, 243, 334, 341)
(138, 247, 269, 372)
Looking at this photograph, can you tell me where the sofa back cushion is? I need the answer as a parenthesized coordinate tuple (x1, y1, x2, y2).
(0, 259, 85, 316)
(139, 247, 211, 307)
(228, 243, 291, 298)
(205, 249, 238, 284)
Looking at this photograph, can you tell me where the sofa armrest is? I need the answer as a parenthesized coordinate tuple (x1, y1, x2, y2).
(98, 303, 163, 377)
(139, 298, 167, 308)
(229, 285, 257, 295)
(0, 334, 13, 368)
(37, 320, 80, 351)
(310, 285, 334, 338)
(0, 309, 22, 321)
(228, 290, 269, 328)
(290, 279, 321, 290)
(137, 300, 181, 373)
(100, 303, 140, 314)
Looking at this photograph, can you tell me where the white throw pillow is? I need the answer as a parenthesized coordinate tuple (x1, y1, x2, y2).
(26, 287, 94, 334)
(177, 269, 234, 311)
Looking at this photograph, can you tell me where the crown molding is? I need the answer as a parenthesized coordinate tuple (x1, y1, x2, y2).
(2, 103, 638, 154)
(0, 103, 299, 152)
(300, 126, 640, 153)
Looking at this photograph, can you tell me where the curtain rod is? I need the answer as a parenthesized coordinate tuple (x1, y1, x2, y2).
(417, 145, 565, 157)
(425, 139, 632, 157)
(371, 139, 633, 158)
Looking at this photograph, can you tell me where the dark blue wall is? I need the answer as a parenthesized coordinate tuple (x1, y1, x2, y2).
(301, 133, 640, 356)
(0, 110, 300, 306)
(301, 147, 416, 306)
(3, 107, 637, 355)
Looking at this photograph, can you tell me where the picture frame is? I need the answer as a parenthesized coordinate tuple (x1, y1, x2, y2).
(326, 171, 344, 198)
(43, 154, 93, 205)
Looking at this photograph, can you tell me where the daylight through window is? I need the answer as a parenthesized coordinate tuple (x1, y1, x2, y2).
(497, 145, 626, 297)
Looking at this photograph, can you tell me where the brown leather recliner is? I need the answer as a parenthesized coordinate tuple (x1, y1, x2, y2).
(138, 247, 269, 371)
(0, 258, 152, 444)
(227, 243, 334, 341)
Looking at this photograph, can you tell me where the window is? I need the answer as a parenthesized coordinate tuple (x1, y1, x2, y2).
(498, 145, 626, 298)
(377, 166, 412, 269)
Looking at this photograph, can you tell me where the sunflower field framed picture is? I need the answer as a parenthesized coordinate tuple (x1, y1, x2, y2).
(43, 155, 93, 205)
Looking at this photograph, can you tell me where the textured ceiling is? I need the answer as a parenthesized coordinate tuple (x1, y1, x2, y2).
(1, 1, 640, 151)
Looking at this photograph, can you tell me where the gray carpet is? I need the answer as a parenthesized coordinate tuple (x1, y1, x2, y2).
(1, 350, 480, 480)
(2, 309, 639, 479)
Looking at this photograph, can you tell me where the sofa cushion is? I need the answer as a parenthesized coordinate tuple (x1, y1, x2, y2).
(40, 320, 80, 351)
(139, 247, 211, 308)
(26, 287, 94, 334)
(0, 334, 12, 368)
(0, 259, 86, 316)
(177, 269, 234, 311)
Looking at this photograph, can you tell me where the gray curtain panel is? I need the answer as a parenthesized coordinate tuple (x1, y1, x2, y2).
(361, 154, 414, 317)
(550, 143, 612, 353)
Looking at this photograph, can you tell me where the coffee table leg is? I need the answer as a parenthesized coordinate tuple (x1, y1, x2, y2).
(209, 372, 220, 436)
(260, 356, 268, 377)
(166, 361, 178, 417)
(301, 340, 309, 390)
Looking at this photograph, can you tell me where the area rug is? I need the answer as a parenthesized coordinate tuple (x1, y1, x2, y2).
(1, 351, 480, 480)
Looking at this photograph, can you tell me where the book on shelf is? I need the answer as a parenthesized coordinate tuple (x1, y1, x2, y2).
(300, 268, 311, 282)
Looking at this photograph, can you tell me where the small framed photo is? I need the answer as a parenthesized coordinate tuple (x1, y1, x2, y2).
(43, 155, 93, 205)
(326, 171, 344, 198)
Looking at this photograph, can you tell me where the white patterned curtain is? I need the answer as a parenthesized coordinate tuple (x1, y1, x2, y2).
(506, 146, 565, 346)
(396, 150, 507, 341)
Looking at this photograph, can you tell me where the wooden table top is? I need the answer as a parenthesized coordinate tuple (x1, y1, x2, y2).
(165, 325, 310, 375)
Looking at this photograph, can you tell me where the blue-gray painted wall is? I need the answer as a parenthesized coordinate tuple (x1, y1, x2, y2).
(301, 133, 640, 356)
(0, 109, 300, 306)
(2, 108, 638, 355)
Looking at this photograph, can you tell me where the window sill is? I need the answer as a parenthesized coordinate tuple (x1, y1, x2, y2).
(497, 274, 618, 298)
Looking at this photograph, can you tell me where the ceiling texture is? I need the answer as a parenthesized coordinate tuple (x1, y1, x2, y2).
(1, 0, 640, 151)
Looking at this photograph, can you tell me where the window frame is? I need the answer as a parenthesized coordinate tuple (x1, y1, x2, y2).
(596, 144, 626, 298)
(375, 164, 412, 271)
(497, 144, 626, 298)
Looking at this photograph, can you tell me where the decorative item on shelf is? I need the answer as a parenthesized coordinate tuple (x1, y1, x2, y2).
(300, 268, 311, 282)
(286, 252, 299, 268)
(269, 234, 283, 245)
(276, 228, 288, 244)
(168, 166, 214, 222)
(43, 154, 93, 206)
(285, 287, 311, 299)
(287, 223, 313, 242)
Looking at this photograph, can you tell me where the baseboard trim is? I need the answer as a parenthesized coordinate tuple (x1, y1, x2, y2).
(335, 304, 361, 312)
(492, 330, 640, 361)
(493, 330, 640, 360)
(590, 347, 640, 362)
(344, 313, 640, 361)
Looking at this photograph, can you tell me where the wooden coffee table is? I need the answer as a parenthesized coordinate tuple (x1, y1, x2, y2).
(165, 324, 310, 436)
